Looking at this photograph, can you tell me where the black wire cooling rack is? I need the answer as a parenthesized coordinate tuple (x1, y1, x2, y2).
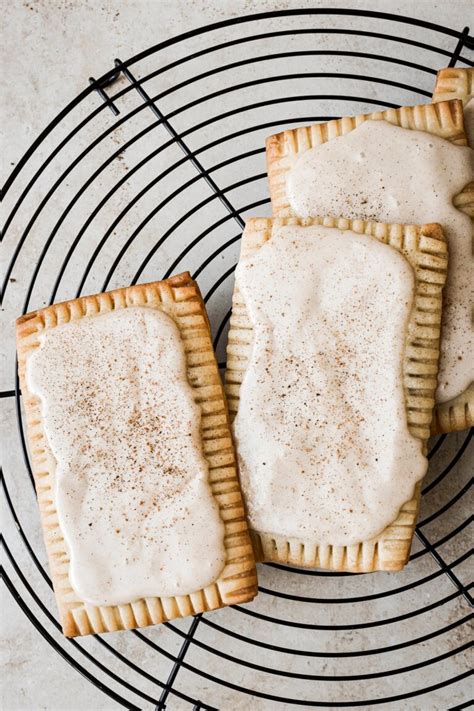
(1, 8, 473, 710)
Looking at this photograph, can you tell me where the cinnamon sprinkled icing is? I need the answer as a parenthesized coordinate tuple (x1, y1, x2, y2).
(287, 120, 473, 403)
(234, 224, 426, 545)
(26, 306, 226, 606)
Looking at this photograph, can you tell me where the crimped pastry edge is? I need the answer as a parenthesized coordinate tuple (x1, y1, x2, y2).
(432, 67, 474, 105)
(16, 273, 257, 636)
(225, 217, 448, 571)
(266, 99, 469, 217)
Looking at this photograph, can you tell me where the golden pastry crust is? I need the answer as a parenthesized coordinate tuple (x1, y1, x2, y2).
(225, 217, 448, 572)
(433, 67, 474, 105)
(16, 273, 257, 637)
(432, 70, 474, 219)
(266, 98, 473, 435)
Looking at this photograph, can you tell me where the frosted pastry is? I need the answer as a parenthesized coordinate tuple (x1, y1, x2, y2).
(226, 217, 448, 572)
(17, 274, 257, 636)
(266, 100, 473, 433)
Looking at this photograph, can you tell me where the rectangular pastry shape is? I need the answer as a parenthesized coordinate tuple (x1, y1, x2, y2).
(225, 217, 448, 572)
(266, 98, 473, 435)
(16, 273, 257, 636)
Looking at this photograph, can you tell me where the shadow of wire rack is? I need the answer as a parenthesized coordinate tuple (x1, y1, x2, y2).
(1, 8, 473, 711)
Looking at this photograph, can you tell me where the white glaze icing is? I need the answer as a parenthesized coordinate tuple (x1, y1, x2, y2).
(287, 119, 473, 403)
(27, 306, 226, 606)
(234, 224, 427, 546)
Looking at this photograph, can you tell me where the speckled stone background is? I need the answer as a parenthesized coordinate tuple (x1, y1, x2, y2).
(1, 1, 472, 709)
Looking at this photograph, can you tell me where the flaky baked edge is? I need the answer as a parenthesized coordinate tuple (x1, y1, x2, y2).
(16, 273, 257, 637)
(225, 217, 448, 572)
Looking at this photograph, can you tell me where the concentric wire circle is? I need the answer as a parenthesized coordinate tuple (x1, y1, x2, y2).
(2, 9, 473, 709)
